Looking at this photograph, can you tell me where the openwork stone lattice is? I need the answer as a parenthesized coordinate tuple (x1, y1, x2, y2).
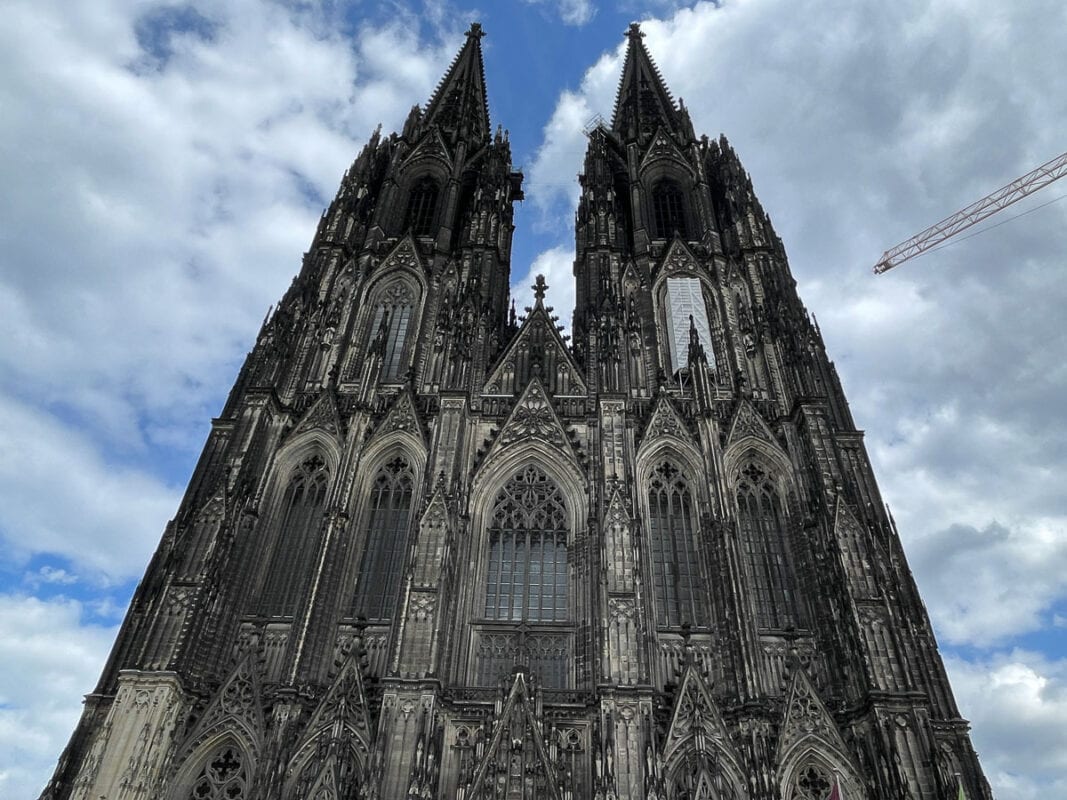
(190, 746, 246, 800)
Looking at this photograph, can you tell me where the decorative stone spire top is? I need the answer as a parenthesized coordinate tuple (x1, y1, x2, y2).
(423, 22, 491, 145)
(533, 274, 548, 305)
(612, 22, 679, 142)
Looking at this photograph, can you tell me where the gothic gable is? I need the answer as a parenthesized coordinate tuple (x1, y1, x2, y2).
(377, 234, 425, 276)
(370, 389, 426, 446)
(640, 126, 693, 175)
(776, 670, 851, 766)
(662, 666, 744, 772)
(725, 398, 779, 450)
(464, 672, 563, 800)
(292, 656, 373, 764)
(487, 378, 575, 460)
(639, 394, 697, 451)
(483, 303, 586, 397)
(173, 656, 265, 769)
(290, 390, 343, 441)
(401, 126, 454, 171)
(656, 238, 703, 283)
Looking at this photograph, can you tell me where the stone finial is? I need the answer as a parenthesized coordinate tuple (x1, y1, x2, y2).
(626, 22, 645, 40)
(467, 21, 485, 39)
(533, 274, 548, 303)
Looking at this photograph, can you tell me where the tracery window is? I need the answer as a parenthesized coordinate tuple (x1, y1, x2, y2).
(647, 462, 706, 628)
(652, 179, 687, 239)
(370, 282, 415, 382)
(484, 466, 569, 623)
(737, 464, 796, 629)
(351, 457, 414, 622)
(189, 744, 247, 800)
(405, 176, 439, 236)
(791, 764, 834, 800)
(260, 455, 329, 617)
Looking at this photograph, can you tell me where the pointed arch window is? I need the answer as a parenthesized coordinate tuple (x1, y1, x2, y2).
(405, 176, 439, 237)
(737, 464, 796, 630)
(260, 455, 329, 617)
(352, 457, 414, 622)
(652, 179, 687, 239)
(484, 466, 569, 623)
(647, 461, 706, 628)
(188, 743, 247, 799)
(370, 282, 416, 382)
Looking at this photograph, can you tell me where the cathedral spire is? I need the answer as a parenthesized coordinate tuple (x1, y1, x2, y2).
(611, 22, 680, 142)
(422, 22, 491, 146)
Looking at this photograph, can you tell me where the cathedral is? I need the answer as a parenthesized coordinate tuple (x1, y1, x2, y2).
(42, 23, 993, 800)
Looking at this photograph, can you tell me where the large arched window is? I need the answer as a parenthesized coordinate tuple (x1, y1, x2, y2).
(647, 461, 706, 628)
(651, 179, 687, 239)
(370, 282, 416, 382)
(188, 743, 248, 799)
(737, 464, 796, 630)
(484, 466, 568, 623)
(351, 456, 414, 622)
(405, 176, 439, 236)
(259, 455, 329, 617)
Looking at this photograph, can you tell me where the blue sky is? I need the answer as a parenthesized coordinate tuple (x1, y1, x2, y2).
(1, 1, 1066, 797)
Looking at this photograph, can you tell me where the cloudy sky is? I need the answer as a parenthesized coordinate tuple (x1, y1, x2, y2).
(1, 1, 1065, 797)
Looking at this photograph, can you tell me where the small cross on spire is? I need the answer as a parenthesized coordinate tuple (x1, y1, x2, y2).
(533, 274, 548, 304)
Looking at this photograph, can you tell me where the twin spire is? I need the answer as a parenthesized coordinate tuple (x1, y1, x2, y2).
(422, 22, 679, 147)
(422, 22, 491, 145)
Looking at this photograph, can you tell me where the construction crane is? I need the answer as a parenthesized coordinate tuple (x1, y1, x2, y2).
(873, 149, 1067, 274)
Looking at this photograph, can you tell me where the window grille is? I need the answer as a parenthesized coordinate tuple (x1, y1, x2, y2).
(652, 180, 687, 239)
(260, 455, 329, 617)
(647, 462, 706, 628)
(737, 465, 796, 629)
(352, 457, 414, 622)
(370, 283, 415, 382)
(791, 764, 834, 800)
(189, 744, 247, 800)
(405, 177, 439, 236)
(483, 466, 569, 623)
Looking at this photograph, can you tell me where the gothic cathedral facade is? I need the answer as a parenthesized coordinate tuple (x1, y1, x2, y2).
(42, 24, 992, 800)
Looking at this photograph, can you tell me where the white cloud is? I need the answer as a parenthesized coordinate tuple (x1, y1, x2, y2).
(946, 650, 1067, 800)
(0, 595, 118, 800)
(0, 393, 181, 583)
(512, 245, 577, 333)
(524, 0, 597, 27)
(527, 0, 1067, 653)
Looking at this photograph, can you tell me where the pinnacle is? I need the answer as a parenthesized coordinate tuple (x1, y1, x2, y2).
(611, 22, 679, 141)
(422, 21, 491, 145)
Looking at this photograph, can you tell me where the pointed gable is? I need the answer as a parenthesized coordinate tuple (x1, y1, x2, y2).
(612, 23, 680, 141)
(371, 390, 425, 445)
(295, 656, 373, 759)
(725, 398, 778, 450)
(483, 290, 586, 397)
(777, 669, 852, 763)
(640, 394, 696, 449)
(655, 237, 702, 284)
(491, 378, 572, 455)
(290, 389, 343, 441)
(640, 125, 693, 174)
(401, 126, 454, 170)
(176, 656, 265, 763)
(378, 234, 424, 275)
(662, 665, 745, 777)
(464, 672, 563, 800)
(422, 23, 491, 146)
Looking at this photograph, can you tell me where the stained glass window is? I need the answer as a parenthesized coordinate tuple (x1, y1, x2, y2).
(647, 461, 706, 628)
(370, 283, 415, 382)
(483, 466, 568, 623)
(260, 455, 329, 617)
(652, 180, 687, 239)
(352, 457, 414, 621)
(406, 176, 439, 236)
(737, 465, 796, 629)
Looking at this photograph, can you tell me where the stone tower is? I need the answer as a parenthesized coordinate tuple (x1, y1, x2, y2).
(42, 23, 992, 800)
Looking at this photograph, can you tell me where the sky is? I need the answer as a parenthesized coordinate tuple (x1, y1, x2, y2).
(1, 1, 1065, 797)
